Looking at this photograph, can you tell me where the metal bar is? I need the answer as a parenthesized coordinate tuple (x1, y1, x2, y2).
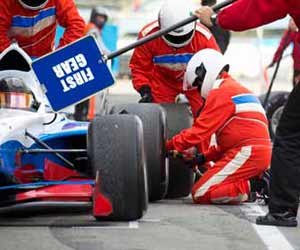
(106, 0, 236, 60)
(25, 131, 75, 169)
(20, 149, 87, 154)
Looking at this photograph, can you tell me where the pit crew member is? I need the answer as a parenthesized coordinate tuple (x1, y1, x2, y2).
(129, 0, 220, 118)
(166, 49, 272, 205)
(0, 0, 85, 57)
(195, 0, 300, 227)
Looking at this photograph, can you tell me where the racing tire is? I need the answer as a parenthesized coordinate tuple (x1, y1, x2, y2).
(110, 104, 168, 202)
(259, 91, 290, 139)
(88, 115, 148, 221)
(160, 103, 194, 199)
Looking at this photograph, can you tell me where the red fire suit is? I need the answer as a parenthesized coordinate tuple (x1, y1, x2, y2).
(271, 30, 300, 86)
(272, 31, 300, 71)
(129, 21, 220, 117)
(217, 0, 300, 40)
(167, 74, 272, 204)
(0, 0, 85, 57)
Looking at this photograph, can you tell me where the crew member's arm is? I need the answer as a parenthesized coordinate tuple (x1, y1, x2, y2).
(0, 1, 12, 52)
(195, 0, 289, 31)
(56, 0, 85, 48)
(129, 32, 154, 93)
(166, 90, 234, 152)
(217, 0, 288, 31)
(271, 30, 292, 66)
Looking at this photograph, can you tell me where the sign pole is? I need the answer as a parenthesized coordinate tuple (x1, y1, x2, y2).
(106, 0, 236, 61)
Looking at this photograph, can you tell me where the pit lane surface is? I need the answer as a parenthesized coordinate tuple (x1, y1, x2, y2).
(0, 88, 299, 250)
(0, 199, 299, 250)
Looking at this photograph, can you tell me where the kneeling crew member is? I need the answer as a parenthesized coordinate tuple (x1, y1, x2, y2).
(166, 49, 272, 204)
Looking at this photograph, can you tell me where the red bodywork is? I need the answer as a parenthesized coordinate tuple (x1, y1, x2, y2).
(10, 159, 113, 217)
(93, 173, 113, 217)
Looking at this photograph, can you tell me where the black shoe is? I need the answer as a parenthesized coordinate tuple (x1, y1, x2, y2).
(256, 212, 298, 227)
(250, 170, 271, 204)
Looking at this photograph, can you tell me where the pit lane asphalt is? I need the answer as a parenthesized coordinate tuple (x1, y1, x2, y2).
(0, 199, 299, 250)
(0, 92, 299, 250)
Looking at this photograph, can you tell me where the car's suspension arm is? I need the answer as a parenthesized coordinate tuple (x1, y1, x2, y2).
(25, 130, 75, 169)
(20, 149, 87, 154)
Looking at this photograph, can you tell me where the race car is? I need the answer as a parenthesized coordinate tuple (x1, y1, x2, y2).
(0, 44, 148, 221)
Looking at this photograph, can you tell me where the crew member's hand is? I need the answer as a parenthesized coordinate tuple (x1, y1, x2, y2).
(182, 147, 197, 161)
(167, 148, 206, 167)
(194, 152, 206, 166)
(138, 85, 153, 103)
(183, 148, 206, 166)
(268, 62, 275, 68)
(194, 6, 214, 27)
(167, 150, 182, 159)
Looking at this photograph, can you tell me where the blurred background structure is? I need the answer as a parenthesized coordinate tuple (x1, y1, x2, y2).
(70, 0, 293, 95)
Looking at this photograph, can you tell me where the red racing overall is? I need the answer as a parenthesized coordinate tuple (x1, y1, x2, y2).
(129, 21, 220, 117)
(217, 0, 300, 40)
(0, 0, 85, 57)
(167, 74, 272, 204)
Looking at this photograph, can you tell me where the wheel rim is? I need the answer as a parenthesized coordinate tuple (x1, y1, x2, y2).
(271, 106, 284, 135)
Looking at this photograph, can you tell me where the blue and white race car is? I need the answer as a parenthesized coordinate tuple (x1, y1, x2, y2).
(0, 44, 148, 221)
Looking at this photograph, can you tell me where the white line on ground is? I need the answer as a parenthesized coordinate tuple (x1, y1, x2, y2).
(73, 221, 139, 230)
(241, 204, 294, 250)
(129, 221, 139, 229)
(139, 218, 161, 223)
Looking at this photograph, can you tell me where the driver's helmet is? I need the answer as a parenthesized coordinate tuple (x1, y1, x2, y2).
(0, 77, 34, 110)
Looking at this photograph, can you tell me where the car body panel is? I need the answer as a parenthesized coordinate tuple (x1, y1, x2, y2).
(0, 44, 102, 210)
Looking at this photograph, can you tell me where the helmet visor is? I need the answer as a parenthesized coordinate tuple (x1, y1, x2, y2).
(183, 63, 207, 91)
(0, 77, 35, 110)
(18, 0, 48, 10)
(0, 92, 34, 110)
(163, 30, 194, 47)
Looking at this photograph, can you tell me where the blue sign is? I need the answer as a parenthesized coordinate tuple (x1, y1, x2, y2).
(32, 35, 115, 111)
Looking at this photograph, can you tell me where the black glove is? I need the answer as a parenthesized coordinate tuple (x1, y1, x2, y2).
(167, 150, 206, 167)
(167, 150, 183, 159)
(268, 62, 275, 68)
(138, 85, 153, 103)
(182, 153, 205, 167)
(194, 153, 206, 166)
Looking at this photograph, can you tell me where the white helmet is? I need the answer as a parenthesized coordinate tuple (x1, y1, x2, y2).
(18, 0, 48, 10)
(158, 0, 195, 48)
(183, 49, 229, 98)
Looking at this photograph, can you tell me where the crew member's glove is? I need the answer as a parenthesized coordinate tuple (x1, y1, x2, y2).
(181, 147, 198, 161)
(268, 62, 275, 68)
(183, 149, 206, 178)
(167, 148, 206, 166)
(138, 85, 153, 103)
(167, 149, 206, 177)
(193, 152, 206, 166)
